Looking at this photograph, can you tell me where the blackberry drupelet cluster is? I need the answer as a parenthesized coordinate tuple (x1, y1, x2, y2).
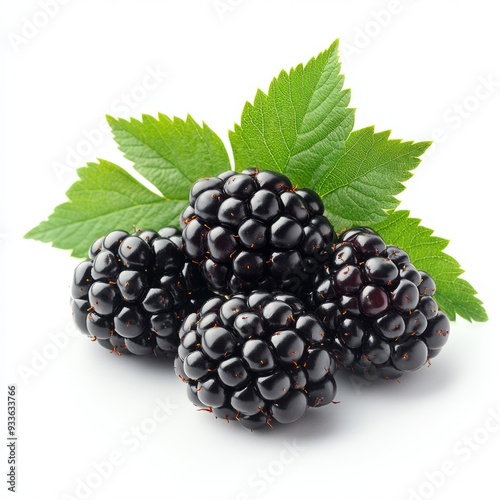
(180, 168, 337, 295)
(71, 227, 208, 356)
(310, 227, 450, 380)
(174, 290, 337, 430)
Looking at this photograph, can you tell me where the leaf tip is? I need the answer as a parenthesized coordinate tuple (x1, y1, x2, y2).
(328, 38, 340, 54)
(105, 114, 119, 127)
(23, 228, 36, 241)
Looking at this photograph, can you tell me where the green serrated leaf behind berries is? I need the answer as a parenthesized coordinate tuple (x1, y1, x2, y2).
(107, 113, 231, 197)
(314, 127, 431, 230)
(230, 39, 354, 188)
(24, 160, 187, 258)
(26, 115, 228, 257)
(374, 211, 488, 322)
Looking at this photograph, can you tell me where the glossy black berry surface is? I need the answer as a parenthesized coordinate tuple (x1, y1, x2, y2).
(70, 227, 211, 356)
(175, 290, 337, 430)
(181, 169, 336, 295)
(310, 227, 451, 379)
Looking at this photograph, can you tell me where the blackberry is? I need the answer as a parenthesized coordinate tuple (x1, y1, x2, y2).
(174, 290, 337, 430)
(180, 169, 336, 295)
(310, 227, 450, 380)
(70, 227, 209, 356)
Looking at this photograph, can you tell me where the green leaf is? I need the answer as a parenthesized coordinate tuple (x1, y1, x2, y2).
(230, 39, 354, 187)
(107, 113, 231, 198)
(374, 211, 488, 322)
(315, 127, 431, 231)
(25, 160, 187, 258)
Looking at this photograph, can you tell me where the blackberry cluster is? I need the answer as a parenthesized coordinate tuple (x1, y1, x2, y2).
(174, 290, 337, 430)
(69, 168, 454, 430)
(310, 227, 450, 380)
(180, 168, 336, 295)
(71, 227, 208, 356)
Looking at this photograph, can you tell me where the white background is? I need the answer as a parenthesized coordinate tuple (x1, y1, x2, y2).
(1, 1, 500, 499)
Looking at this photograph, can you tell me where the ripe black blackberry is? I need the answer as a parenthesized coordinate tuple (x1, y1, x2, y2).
(174, 290, 337, 430)
(309, 227, 450, 380)
(180, 168, 336, 295)
(70, 227, 209, 356)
